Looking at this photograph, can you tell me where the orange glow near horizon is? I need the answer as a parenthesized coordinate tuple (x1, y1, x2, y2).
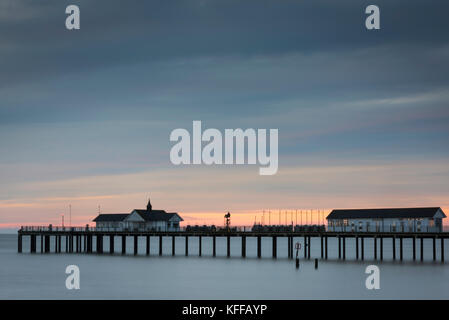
(2, 207, 449, 230)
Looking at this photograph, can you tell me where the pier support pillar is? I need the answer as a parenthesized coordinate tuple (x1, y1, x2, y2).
(272, 236, 277, 258)
(45, 235, 50, 253)
(172, 236, 175, 256)
(55, 236, 58, 253)
(109, 235, 114, 254)
(441, 238, 445, 263)
(159, 235, 163, 256)
(241, 236, 246, 258)
(291, 237, 294, 259)
(199, 236, 202, 257)
(320, 236, 323, 258)
(374, 237, 377, 260)
(356, 237, 359, 260)
(380, 237, 383, 261)
(361, 237, 364, 260)
(185, 236, 189, 256)
(40, 235, 43, 253)
(227, 235, 230, 257)
(134, 235, 138, 255)
(325, 236, 328, 259)
(65, 235, 68, 253)
(342, 236, 346, 260)
(18, 234, 22, 253)
(288, 236, 291, 258)
(413, 237, 416, 261)
(433, 237, 436, 261)
(400, 237, 403, 261)
(304, 236, 307, 259)
(257, 236, 261, 258)
(146, 236, 150, 255)
(97, 235, 103, 253)
(212, 236, 216, 257)
(338, 236, 341, 259)
(392, 237, 396, 260)
(31, 235, 37, 253)
(307, 236, 311, 259)
(89, 235, 93, 253)
(122, 235, 126, 254)
(420, 237, 424, 262)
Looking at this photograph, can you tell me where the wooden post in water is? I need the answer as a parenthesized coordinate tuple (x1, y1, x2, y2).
(159, 235, 163, 256)
(420, 237, 424, 262)
(356, 236, 359, 260)
(122, 235, 126, 254)
(272, 236, 277, 258)
(199, 236, 202, 257)
(55, 236, 58, 252)
(288, 236, 291, 258)
(242, 236, 246, 258)
(227, 235, 231, 257)
(257, 236, 261, 258)
(146, 236, 150, 255)
(413, 237, 416, 261)
(399, 237, 403, 261)
(65, 235, 68, 253)
(76, 235, 79, 253)
(212, 235, 216, 257)
(342, 236, 346, 260)
(185, 236, 189, 256)
(58, 235, 62, 253)
(110, 235, 114, 254)
(172, 236, 175, 256)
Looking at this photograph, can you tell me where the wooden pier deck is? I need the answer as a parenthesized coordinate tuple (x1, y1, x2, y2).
(17, 227, 448, 262)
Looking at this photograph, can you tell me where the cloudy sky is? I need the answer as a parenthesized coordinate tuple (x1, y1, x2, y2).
(1, 0, 449, 228)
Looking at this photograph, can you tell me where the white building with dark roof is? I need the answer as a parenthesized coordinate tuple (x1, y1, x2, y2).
(327, 207, 446, 233)
(93, 198, 183, 232)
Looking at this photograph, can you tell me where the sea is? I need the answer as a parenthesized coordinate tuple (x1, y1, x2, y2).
(1, 234, 448, 299)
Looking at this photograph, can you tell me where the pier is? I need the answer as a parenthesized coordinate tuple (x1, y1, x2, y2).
(17, 226, 447, 263)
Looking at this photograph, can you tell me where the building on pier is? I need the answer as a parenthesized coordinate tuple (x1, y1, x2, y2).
(327, 207, 446, 233)
(93, 198, 183, 232)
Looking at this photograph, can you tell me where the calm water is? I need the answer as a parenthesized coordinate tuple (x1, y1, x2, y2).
(1, 234, 448, 299)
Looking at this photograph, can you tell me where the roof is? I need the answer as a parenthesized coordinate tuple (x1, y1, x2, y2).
(327, 207, 445, 220)
(93, 210, 184, 222)
(133, 210, 183, 222)
(93, 214, 128, 222)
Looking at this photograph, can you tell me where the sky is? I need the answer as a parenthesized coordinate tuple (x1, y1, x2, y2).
(1, 0, 449, 229)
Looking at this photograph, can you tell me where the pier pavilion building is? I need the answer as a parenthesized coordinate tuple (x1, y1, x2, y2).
(327, 207, 446, 233)
(93, 198, 183, 232)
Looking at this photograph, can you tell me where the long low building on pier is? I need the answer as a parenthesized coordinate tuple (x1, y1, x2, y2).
(327, 207, 446, 232)
(93, 198, 183, 232)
